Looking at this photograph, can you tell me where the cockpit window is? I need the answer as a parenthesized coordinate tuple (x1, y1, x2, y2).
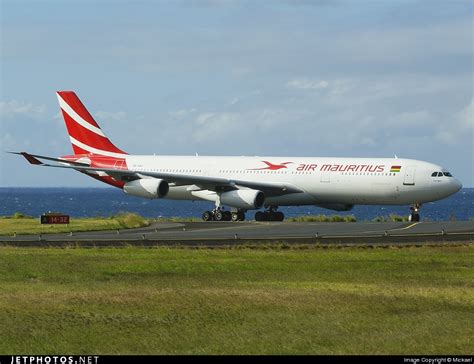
(431, 171, 453, 177)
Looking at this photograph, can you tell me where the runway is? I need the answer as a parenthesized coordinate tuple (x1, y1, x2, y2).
(1, 221, 473, 247)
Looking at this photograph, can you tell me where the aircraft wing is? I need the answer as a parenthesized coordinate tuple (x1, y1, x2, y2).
(12, 152, 303, 197)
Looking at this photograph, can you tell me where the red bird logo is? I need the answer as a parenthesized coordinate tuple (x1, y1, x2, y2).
(247, 161, 293, 170)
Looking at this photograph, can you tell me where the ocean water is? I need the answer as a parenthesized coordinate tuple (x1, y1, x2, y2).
(0, 187, 472, 221)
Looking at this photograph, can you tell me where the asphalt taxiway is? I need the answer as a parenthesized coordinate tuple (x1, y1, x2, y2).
(0, 221, 473, 247)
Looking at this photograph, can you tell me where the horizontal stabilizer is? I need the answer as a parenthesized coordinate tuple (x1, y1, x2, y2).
(8, 151, 90, 166)
(8, 152, 43, 165)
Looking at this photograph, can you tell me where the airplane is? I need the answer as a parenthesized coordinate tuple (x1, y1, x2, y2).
(11, 91, 463, 222)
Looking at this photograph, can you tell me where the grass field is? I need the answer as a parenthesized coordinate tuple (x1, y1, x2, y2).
(0, 245, 472, 354)
(0, 213, 149, 236)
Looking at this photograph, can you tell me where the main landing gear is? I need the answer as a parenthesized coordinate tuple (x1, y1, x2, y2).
(409, 203, 421, 222)
(255, 207, 284, 222)
(202, 208, 246, 221)
(202, 195, 246, 221)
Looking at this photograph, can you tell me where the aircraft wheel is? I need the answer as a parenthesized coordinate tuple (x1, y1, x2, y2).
(275, 211, 284, 221)
(255, 211, 264, 221)
(214, 210, 224, 221)
(223, 211, 232, 221)
(232, 212, 246, 221)
(410, 213, 420, 222)
(202, 211, 213, 221)
(409, 204, 421, 222)
(264, 212, 273, 221)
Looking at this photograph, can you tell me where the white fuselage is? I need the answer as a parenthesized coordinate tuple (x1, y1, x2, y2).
(123, 155, 462, 208)
(44, 91, 462, 216)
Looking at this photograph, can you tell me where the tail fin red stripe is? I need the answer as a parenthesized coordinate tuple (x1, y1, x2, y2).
(57, 91, 127, 156)
(62, 112, 125, 154)
(58, 91, 101, 129)
(68, 143, 89, 155)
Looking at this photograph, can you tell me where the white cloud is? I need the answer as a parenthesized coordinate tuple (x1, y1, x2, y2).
(0, 133, 17, 150)
(192, 112, 241, 143)
(155, 74, 469, 156)
(435, 98, 474, 145)
(286, 78, 329, 90)
(0, 100, 46, 119)
(229, 97, 239, 106)
(195, 112, 216, 125)
(168, 108, 197, 119)
(328, 79, 356, 95)
(456, 98, 474, 129)
(386, 111, 434, 128)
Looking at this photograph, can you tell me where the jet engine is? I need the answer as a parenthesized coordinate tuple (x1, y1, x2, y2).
(220, 189, 265, 209)
(123, 178, 169, 199)
(315, 203, 354, 211)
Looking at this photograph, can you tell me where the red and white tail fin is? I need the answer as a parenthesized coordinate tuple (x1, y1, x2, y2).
(56, 91, 127, 157)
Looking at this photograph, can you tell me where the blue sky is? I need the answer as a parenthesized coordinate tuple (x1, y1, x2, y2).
(1, 0, 472, 187)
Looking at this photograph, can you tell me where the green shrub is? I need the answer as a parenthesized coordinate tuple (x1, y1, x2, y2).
(389, 214, 408, 222)
(344, 215, 357, 222)
(13, 212, 33, 219)
(372, 215, 408, 222)
(113, 213, 150, 229)
(288, 214, 357, 222)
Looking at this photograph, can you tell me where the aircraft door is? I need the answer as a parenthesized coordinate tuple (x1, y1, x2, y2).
(403, 166, 416, 186)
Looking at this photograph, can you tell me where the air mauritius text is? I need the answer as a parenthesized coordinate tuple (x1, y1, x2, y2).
(319, 164, 385, 173)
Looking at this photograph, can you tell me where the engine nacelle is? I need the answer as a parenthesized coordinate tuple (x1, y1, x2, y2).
(123, 178, 169, 199)
(220, 189, 265, 210)
(315, 203, 354, 212)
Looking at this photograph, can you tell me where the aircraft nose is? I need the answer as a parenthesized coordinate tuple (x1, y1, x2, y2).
(448, 178, 463, 195)
(453, 179, 463, 193)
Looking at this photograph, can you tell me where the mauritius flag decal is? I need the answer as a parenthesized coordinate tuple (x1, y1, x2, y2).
(390, 165, 402, 173)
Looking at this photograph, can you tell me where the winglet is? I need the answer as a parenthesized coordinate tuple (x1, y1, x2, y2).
(9, 152, 44, 165)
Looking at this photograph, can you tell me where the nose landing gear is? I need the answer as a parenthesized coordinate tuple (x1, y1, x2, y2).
(409, 203, 421, 222)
